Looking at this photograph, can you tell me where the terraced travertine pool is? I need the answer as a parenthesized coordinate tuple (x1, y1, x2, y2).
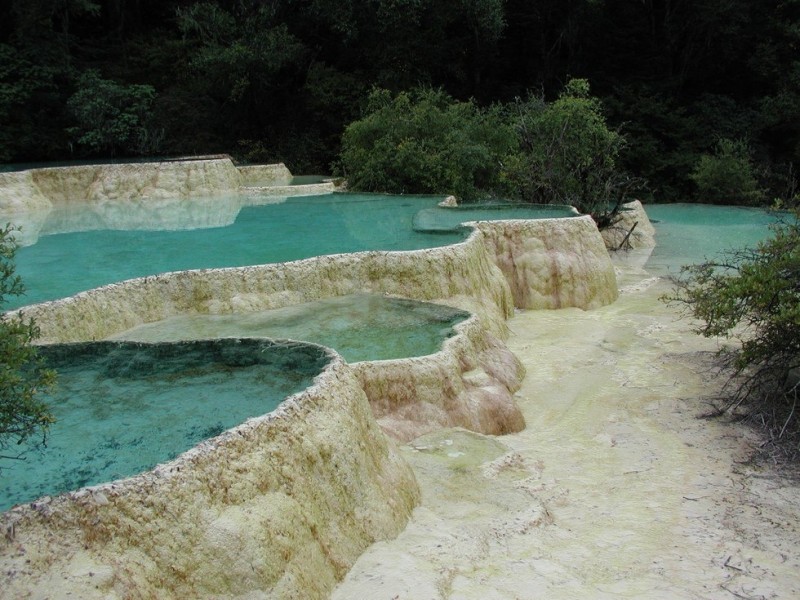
(0, 339, 330, 511)
(0, 198, 784, 512)
(8, 194, 576, 309)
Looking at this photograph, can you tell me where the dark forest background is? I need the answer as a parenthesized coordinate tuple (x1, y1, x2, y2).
(1, 0, 799, 201)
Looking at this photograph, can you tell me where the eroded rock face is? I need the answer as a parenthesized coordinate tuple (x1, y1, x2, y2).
(354, 315, 526, 442)
(0, 349, 419, 600)
(236, 163, 293, 187)
(478, 216, 619, 310)
(601, 200, 657, 251)
(30, 159, 242, 204)
(0, 171, 53, 213)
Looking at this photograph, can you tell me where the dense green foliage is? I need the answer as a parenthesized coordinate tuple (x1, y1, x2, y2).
(338, 88, 513, 200)
(67, 70, 157, 156)
(502, 80, 621, 203)
(0, 0, 799, 199)
(690, 138, 764, 205)
(500, 79, 641, 222)
(339, 80, 636, 225)
(0, 227, 55, 463)
(668, 216, 800, 456)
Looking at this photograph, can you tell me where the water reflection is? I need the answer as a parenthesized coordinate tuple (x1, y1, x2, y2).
(7, 194, 293, 247)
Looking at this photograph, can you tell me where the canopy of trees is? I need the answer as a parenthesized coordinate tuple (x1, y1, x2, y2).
(338, 80, 639, 226)
(1, 0, 799, 202)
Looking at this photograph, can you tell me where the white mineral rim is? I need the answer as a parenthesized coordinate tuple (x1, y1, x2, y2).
(331, 250, 800, 600)
(1, 166, 798, 599)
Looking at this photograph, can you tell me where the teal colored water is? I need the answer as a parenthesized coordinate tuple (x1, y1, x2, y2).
(113, 294, 471, 363)
(7, 195, 582, 309)
(8, 193, 468, 308)
(0, 339, 329, 512)
(413, 203, 577, 233)
(644, 203, 785, 275)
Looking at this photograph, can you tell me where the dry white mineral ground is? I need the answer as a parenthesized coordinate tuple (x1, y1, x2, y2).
(331, 253, 800, 600)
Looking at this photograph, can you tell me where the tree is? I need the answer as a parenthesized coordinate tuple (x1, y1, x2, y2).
(667, 215, 800, 458)
(175, 2, 309, 154)
(66, 69, 158, 156)
(0, 226, 56, 464)
(501, 78, 641, 225)
(337, 87, 514, 200)
(690, 138, 764, 205)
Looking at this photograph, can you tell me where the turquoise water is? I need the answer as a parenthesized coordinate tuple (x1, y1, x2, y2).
(1, 201, 783, 511)
(413, 203, 577, 233)
(0, 339, 329, 511)
(644, 203, 785, 275)
(8, 193, 467, 308)
(113, 294, 470, 363)
(1, 296, 468, 510)
(6, 195, 579, 309)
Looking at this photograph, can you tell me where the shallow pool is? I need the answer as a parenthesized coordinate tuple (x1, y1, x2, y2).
(412, 203, 577, 233)
(8, 193, 468, 308)
(0, 339, 329, 511)
(6, 194, 580, 309)
(112, 294, 470, 363)
(644, 203, 785, 275)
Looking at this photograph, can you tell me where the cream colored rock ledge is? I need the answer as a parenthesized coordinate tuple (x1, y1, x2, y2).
(0, 158, 331, 214)
(1, 208, 618, 598)
(353, 313, 527, 443)
(600, 200, 657, 250)
(1, 343, 419, 600)
(16, 216, 615, 346)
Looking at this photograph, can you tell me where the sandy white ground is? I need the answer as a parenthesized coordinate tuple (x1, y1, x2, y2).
(332, 255, 800, 600)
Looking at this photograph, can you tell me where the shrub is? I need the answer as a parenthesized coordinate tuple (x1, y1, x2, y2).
(67, 70, 159, 156)
(500, 78, 641, 225)
(336, 87, 514, 201)
(690, 138, 764, 205)
(0, 226, 56, 466)
(666, 216, 800, 458)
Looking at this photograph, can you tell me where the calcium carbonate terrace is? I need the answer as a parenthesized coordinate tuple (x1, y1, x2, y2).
(0, 158, 622, 599)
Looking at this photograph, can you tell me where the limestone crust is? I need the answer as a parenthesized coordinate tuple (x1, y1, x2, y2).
(1, 353, 419, 599)
(0, 179, 631, 598)
(601, 200, 657, 250)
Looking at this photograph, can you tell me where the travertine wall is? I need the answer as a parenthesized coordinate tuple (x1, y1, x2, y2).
(16, 216, 618, 346)
(0, 159, 303, 213)
(29, 159, 242, 203)
(477, 215, 619, 310)
(242, 182, 336, 196)
(0, 170, 53, 213)
(18, 229, 515, 344)
(600, 200, 657, 250)
(237, 162, 293, 187)
(0, 349, 420, 600)
(354, 315, 526, 442)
